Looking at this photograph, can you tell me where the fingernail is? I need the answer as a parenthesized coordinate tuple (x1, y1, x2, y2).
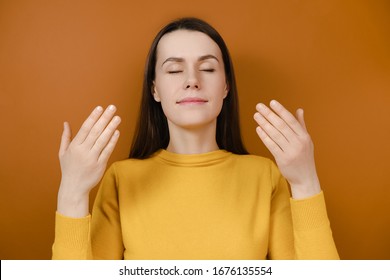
(108, 105, 116, 111)
(257, 103, 266, 111)
(270, 100, 278, 106)
(96, 106, 103, 112)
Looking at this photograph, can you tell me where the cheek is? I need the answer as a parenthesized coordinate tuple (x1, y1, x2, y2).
(155, 79, 182, 101)
(214, 95, 225, 113)
(210, 80, 228, 100)
(204, 72, 228, 97)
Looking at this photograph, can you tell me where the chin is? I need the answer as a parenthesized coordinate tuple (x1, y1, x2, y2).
(169, 117, 217, 130)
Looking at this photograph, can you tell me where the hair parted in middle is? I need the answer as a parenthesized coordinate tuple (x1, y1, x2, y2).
(129, 17, 248, 158)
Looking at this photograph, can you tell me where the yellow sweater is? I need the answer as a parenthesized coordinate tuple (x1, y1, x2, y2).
(52, 149, 339, 259)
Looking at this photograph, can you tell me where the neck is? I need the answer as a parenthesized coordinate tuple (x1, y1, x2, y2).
(166, 121, 219, 154)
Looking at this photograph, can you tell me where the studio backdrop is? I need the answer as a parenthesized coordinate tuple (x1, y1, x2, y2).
(0, 0, 389, 259)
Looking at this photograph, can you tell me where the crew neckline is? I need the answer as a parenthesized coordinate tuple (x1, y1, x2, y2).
(153, 149, 232, 167)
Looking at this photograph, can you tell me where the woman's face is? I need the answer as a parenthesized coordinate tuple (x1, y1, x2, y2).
(153, 30, 228, 130)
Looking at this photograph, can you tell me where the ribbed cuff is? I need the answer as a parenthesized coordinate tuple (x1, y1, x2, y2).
(54, 212, 91, 250)
(290, 191, 330, 231)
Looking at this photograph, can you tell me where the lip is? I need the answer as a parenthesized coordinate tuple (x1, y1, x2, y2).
(176, 97, 208, 104)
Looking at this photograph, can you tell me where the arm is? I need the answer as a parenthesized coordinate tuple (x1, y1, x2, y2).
(52, 105, 121, 259)
(268, 161, 339, 259)
(53, 164, 124, 260)
(254, 100, 339, 259)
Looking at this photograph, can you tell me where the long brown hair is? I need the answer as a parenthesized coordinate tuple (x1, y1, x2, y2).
(129, 17, 248, 158)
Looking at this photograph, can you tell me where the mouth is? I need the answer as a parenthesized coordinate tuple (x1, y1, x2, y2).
(176, 97, 208, 105)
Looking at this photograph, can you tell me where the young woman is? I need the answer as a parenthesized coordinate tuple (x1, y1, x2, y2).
(52, 17, 339, 259)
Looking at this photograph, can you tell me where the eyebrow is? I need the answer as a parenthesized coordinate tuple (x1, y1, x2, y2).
(161, 54, 219, 67)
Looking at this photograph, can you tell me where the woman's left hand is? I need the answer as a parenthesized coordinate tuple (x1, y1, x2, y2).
(253, 100, 321, 199)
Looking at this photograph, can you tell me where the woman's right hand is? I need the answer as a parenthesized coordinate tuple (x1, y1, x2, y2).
(57, 105, 121, 218)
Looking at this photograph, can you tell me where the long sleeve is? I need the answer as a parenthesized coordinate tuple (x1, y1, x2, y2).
(290, 192, 339, 259)
(52, 213, 92, 259)
(52, 164, 124, 259)
(267, 161, 339, 259)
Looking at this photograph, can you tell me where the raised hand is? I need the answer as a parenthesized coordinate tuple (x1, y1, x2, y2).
(253, 100, 321, 199)
(57, 105, 121, 217)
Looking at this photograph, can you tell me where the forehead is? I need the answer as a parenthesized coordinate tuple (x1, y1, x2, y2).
(156, 30, 222, 60)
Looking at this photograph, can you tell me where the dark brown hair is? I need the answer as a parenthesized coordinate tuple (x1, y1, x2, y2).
(129, 17, 248, 158)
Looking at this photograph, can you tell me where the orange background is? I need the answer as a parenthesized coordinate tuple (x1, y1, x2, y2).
(0, 0, 389, 260)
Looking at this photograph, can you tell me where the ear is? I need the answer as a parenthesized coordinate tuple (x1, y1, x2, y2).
(152, 82, 161, 102)
(223, 82, 229, 99)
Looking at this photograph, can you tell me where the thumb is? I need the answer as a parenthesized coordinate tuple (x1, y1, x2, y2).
(59, 122, 72, 157)
(296, 108, 307, 132)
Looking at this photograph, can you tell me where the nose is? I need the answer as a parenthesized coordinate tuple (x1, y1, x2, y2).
(186, 83, 199, 89)
(184, 70, 200, 90)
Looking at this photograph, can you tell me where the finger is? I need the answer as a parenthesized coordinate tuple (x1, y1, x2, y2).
(98, 130, 120, 164)
(254, 112, 289, 151)
(296, 108, 307, 132)
(73, 106, 104, 144)
(256, 103, 296, 141)
(59, 122, 72, 157)
(92, 115, 121, 154)
(83, 105, 117, 147)
(255, 126, 283, 157)
(269, 100, 306, 136)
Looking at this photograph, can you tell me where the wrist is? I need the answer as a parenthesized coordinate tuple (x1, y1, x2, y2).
(57, 187, 90, 218)
(289, 179, 321, 200)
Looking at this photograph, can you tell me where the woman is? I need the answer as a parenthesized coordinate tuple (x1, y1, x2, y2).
(52, 17, 339, 259)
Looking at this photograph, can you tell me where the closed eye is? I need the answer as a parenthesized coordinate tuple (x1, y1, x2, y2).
(168, 70, 183, 74)
(200, 69, 215, 72)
